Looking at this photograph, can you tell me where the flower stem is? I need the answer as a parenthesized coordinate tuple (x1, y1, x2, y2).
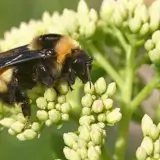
(114, 46, 135, 160)
(114, 108, 132, 160)
(130, 74, 160, 112)
(88, 44, 123, 90)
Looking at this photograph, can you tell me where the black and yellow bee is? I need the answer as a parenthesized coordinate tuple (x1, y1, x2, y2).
(0, 34, 92, 117)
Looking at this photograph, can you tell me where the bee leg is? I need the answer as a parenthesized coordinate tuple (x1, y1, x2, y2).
(33, 63, 54, 87)
(15, 87, 30, 117)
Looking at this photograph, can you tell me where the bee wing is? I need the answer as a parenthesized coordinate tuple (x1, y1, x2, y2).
(0, 45, 55, 69)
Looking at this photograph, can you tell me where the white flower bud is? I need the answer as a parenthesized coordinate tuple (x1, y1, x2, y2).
(106, 108, 122, 125)
(136, 146, 147, 160)
(141, 114, 154, 136)
(10, 121, 25, 133)
(63, 133, 78, 148)
(23, 129, 37, 140)
(0, 118, 16, 128)
(36, 110, 49, 121)
(141, 137, 153, 156)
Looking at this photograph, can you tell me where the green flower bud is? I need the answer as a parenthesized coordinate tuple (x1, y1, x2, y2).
(95, 145, 102, 155)
(77, 148, 88, 159)
(140, 23, 150, 36)
(16, 133, 26, 141)
(94, 77, 107, 95)
(61, 102, 71, 113)
(10, 121, 25, 133)
(92, 100, 104, 113)
(97, 113, 106, 122)
(136, 146, 147, 160)
(63, 133, 78, 148)
(90, 128, 103, 145)
(113, 10, 123, 27)
(84, 82, 95, 94)
(64, 147, 81, 160)
(0, 118, 16, 128)
(45, 119, 53, 127)
(44, 88, 57, 102)
(81, 94, 93, 108)
(148, 49, 160, 63)
(142, 114, 154, 136)
(31, 122, 41, 132)
(149, 124, 159, 141)
(100, 0, 115, 21)
(47, 102, 55, 110)
(57, 95, 66, 104)
(32, 85, 45, 95)
(36, 110, 49, 121)
(36, 97, 47, 109)
(156, 41, 160, 52)
(134, 4, 149, 23)
(78, 138, 88, 148)
(152, 30, 160, 43)
(97, 122, 105, 129)
(149, 10, 160, 32)
(141, 137, 153, 156)
(101, 94, 108, 100)
(92, 95, 96, 100)
(79, 116, 94, 125)
(23, 129, 37, 140)
(8, 128, 16, 136)
(79, 125, 91, 142)
(88, 146, 100, 160)
(88, 141, 95, 148)
(16, 113, 26, 123)
(61, 113, 69, 121)
(106, 108, 122, 125)
(48, 109, 61, 123)
(106, 82, 116, 97)
(72, 142, 79, 150)
(77, 0, 89, 16)
(153, 154, 160, 160)
(145, 39, 155, 51)
(129, 17, 142, 33)
(27, 90, 38, 101)
(63, 147, 71, 160)
(82, 107, 91, 115)
(89, 8, 98, 22)
(154, 139, 160, 155)
(55, 103, 61, 111)
(56, 80, 69, 95)
(157, 123, 160, 132)
(103, 98, 113, 110)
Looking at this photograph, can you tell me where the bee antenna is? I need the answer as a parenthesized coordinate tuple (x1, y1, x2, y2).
(86, 63, 91, 88)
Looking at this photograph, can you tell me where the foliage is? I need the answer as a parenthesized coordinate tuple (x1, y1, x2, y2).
(0, 0, 160, 160)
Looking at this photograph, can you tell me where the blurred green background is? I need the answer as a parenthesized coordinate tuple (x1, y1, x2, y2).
(0, 1, 102, 160)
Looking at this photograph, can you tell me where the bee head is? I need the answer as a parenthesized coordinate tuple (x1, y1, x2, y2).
(71, 49, 93, 84)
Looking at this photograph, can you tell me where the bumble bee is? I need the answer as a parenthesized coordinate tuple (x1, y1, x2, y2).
(0, 34, 92, 117)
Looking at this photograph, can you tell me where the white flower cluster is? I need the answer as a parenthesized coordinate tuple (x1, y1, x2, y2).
(136, 114, 160, 160)
(0, 0, 98, 51)
(99, 0, 160, 37)
(0, 80, 72, 140)
(63, 77, 122, 160)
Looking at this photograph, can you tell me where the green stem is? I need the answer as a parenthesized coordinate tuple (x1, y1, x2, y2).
(88, 44, 123, 90)
(112, 27, 129, 53)
(130, 74, 160, 112)
(123, 46, 135, 103)
(101, 145, 112, 160)
(114, 46, 135, 160)
(114, 108, 132, 160)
